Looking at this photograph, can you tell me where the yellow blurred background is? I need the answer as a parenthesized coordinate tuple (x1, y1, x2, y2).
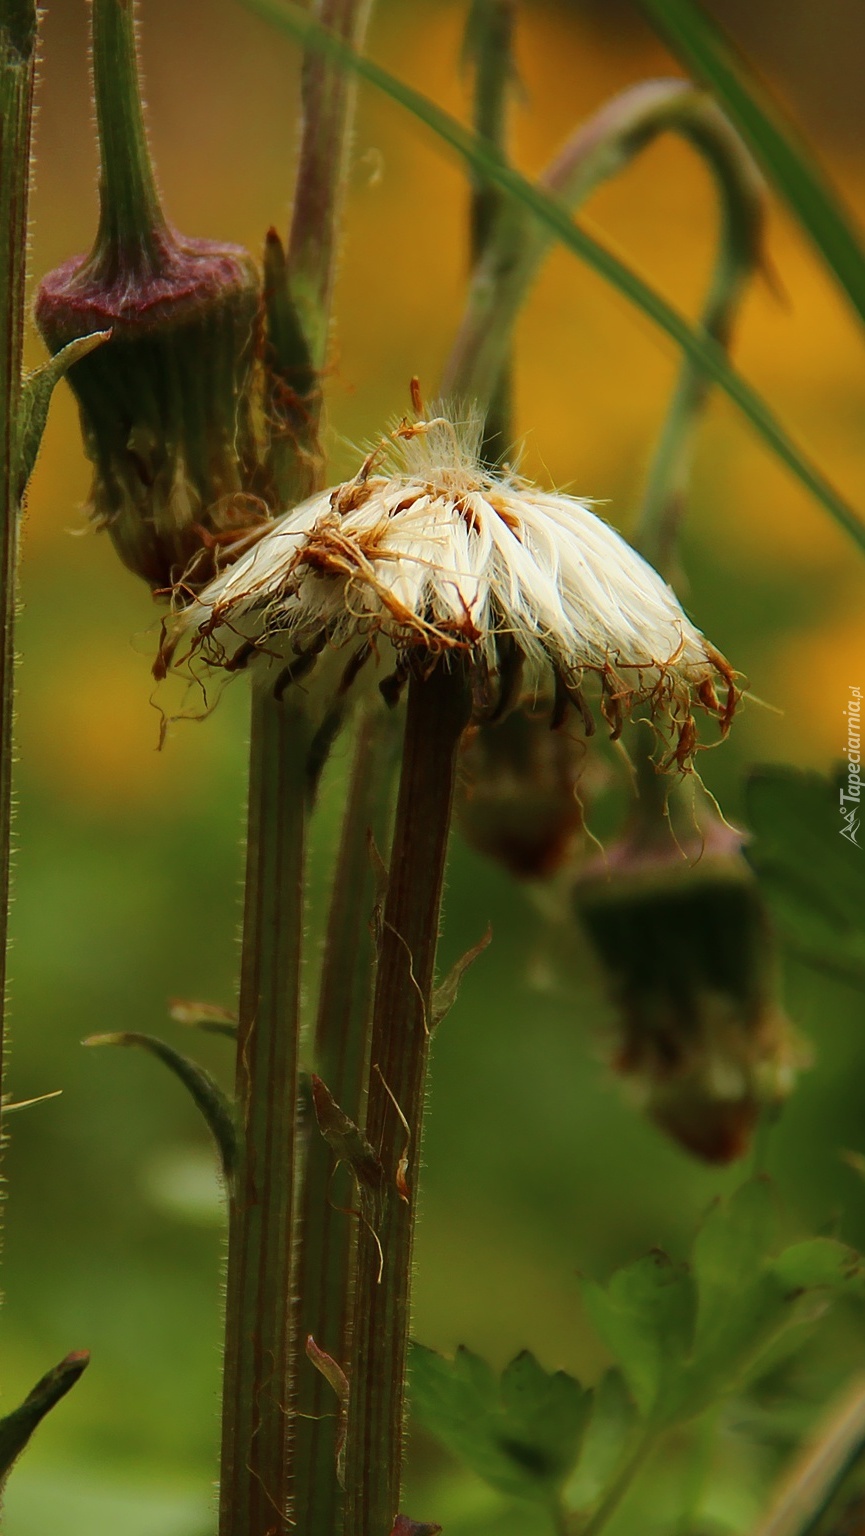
(4, 3, 865, 1533)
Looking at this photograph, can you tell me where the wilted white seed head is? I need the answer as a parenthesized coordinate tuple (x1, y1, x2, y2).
(160, 395, 738, 760)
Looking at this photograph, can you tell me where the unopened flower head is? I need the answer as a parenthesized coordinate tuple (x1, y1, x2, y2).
(162, 395, 738, 760)
(574, 814, 801, 1164)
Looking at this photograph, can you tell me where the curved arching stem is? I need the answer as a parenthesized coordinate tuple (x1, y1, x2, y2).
(442, 78, 764, 570)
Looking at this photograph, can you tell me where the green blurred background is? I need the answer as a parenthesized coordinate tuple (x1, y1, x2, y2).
(3, 1, 865, 1532)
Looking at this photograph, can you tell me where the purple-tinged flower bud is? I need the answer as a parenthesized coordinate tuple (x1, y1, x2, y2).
(573, 802, 801, 1163)
(34, 0, 263, 592)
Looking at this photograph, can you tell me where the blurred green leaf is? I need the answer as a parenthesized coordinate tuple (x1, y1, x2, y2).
(239, 0, 865, 556)
(565, 1370, 638, 1512)
(771, 1238, 864, 1294)
(585, 1183, 864, 1431)
(637, 0, 865, 326)
(410, 1344, 591, 1503)
(745, 767, 865, 990)
(582, 1252, 696, 1420)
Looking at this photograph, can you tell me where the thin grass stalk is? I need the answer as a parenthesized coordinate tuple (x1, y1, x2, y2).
(0, 0, 37, 1143)
(344, 661, 472, 1536)
(219, 689, 313, 1536)
(465, 0, 515, 465)
(292, 709, 398, 1535)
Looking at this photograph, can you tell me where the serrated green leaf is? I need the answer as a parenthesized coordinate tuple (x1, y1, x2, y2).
(239, 0, 865, 557)
(691, 1179, 777, 1350)
(586, 1184, 865, 1433)
(678, 1191, 862, 1421)
(637, 0, 865, 327)
(745, 767, 865, 990)
(770, 1237, 864, 1296)
(16, 331, 109, 497)
(581, 1251, 696, 1419)
(671, 1180, 784, 1418)
(410, 1343, 591, 1503)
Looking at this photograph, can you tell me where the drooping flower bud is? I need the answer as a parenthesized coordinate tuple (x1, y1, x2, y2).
(457, 705, 587, 879)
(573, 791, 800, 1163)
(35, 0, 262, 592)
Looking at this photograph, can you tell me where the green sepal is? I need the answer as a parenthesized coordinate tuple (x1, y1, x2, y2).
(410, 1343, 591, 1504)
(0, 1351, 89, 1490)
(168, 997, 238, 1038)
(262, 227, 316, 397)
(85, 1031, 237, 1184)
(310, 1072, 383, 1194)
(431, 924, 492, 1029)
(16, 330, 110, 497)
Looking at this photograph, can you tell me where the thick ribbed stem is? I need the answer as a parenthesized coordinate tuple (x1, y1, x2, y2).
(89, 0, 169, 275)
(0, 0, 36, 1147)
(220, 1, 375, 1525)
(344, 663, 471, 1535)
(219, 686, 312, 1536)
(292, 710, 398, 1536)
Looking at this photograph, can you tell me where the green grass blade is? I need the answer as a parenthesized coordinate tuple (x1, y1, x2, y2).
(638, 0, 865, 326)
(239, 0, 865, 555)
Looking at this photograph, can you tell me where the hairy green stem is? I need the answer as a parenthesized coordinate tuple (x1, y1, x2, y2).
(265, 0, 375, 508)
(219, 686, 312, 1536)
(442, 78, 763, 449)
(632, 120, 763, 571)
(221, 2, 377, 1528)
(464, 0, 515, 464)
(292, 709, 398, 1536)
(0, 0, 37, 1142)
(287, 0, 375, 378)
(89, 0, 169, 274)
(344, 662, 471, 1535)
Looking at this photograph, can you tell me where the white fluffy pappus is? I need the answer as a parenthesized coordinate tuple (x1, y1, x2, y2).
(160, 401, 738, 760)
